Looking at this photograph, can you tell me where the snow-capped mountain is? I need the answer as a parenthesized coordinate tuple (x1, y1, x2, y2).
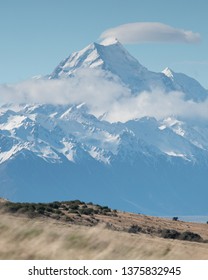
(48, 38, 177, 94)
(1, 102, 208, 216)
(1, 103, 208, 166)
(49, 38, 208, 101)
(0, 39, 208, 216)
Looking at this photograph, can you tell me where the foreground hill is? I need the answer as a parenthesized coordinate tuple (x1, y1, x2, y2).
(0, 199, 207, 259)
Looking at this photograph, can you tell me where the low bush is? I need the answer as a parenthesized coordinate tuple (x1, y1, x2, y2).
(79, 208, 94, 215)
(179, 231, 202, 242)
(160, 229, 203, 242)
(161, 229, 180, 239)
(128, 225, 142, 234)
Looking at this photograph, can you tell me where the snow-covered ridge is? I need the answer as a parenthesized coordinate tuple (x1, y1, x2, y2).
(162, 67, 174, 80)
(48, 39, 208, 101)
(1, 103, 208, 166)
(48, 39, 149, 93)
(48, 39, 176, 94)
(162, 67, 208, 101)
(0, 104, 119, 164)
(1, 40, 208, 165)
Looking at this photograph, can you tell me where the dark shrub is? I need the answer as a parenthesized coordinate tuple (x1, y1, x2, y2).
(128, 225, 142, 234)
(71, 200, 81, 204)
(33, 204, 45, 215)
(82, 204, 87, 209)
(59, 205, 67, 210)
(161, 229, 180, 239)
(179, 231, 202, 242)
(69, 209, 79, 214)
(70, 204, 79, 210)
(45, 207, 53, 212)
(6, 203, 22, 213)
(48, 202, 60, 209)
(79, 208, 94, 215)
(161, 229, 203, 242)
(28, 205, 36, 212)
(102, 206, 111, 211)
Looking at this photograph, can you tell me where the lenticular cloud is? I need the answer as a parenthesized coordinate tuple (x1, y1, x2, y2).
(100, 22, 201, 44)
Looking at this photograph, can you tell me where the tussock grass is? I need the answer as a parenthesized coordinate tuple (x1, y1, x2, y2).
(0, 214, 208, 260)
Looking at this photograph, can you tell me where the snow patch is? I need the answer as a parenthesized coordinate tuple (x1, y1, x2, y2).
(162, 67, 174, 80)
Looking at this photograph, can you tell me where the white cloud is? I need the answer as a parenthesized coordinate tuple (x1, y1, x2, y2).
(100, 22, 201, 44)
(0, 69, 131, 116)
(105, 90, 208, 122)
(0, 68, 208, 123)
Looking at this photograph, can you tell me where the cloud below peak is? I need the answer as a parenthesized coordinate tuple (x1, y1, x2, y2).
(0, 69, 208, 123)
(100, 22, 201, 44)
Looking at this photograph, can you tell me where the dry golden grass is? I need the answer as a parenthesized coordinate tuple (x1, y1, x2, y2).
(0, 213, 208, 260)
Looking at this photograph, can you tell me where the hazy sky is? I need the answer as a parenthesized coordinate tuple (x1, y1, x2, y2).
(0, 0, 207, 88)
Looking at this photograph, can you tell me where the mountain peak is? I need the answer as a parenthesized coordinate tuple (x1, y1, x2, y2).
(162, 67, 174, 80)
(48, 39, 148, 90)
(48, 40, 208, 100)
(100, 37, 120, 46)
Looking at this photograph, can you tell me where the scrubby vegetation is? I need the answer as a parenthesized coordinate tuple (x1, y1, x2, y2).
(0, 200, 114, 222)
(160, 229, 203, 242)
(128, 224, 142, 234)
(127, 224, 204, 243)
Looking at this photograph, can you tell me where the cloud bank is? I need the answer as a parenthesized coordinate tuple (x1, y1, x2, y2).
(100, 22, 201, 44)
(0, 69, 208, 123)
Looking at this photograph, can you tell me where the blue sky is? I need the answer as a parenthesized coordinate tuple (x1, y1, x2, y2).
(0, 0, 207, 87)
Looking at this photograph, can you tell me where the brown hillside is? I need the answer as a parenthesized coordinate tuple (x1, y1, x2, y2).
(0, 200, 207, 259)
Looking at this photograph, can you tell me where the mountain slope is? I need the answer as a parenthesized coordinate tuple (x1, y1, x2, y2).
(162, 67, 208, 101)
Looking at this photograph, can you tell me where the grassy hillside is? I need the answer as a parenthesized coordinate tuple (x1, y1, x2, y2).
(0, 199, 208, 259)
